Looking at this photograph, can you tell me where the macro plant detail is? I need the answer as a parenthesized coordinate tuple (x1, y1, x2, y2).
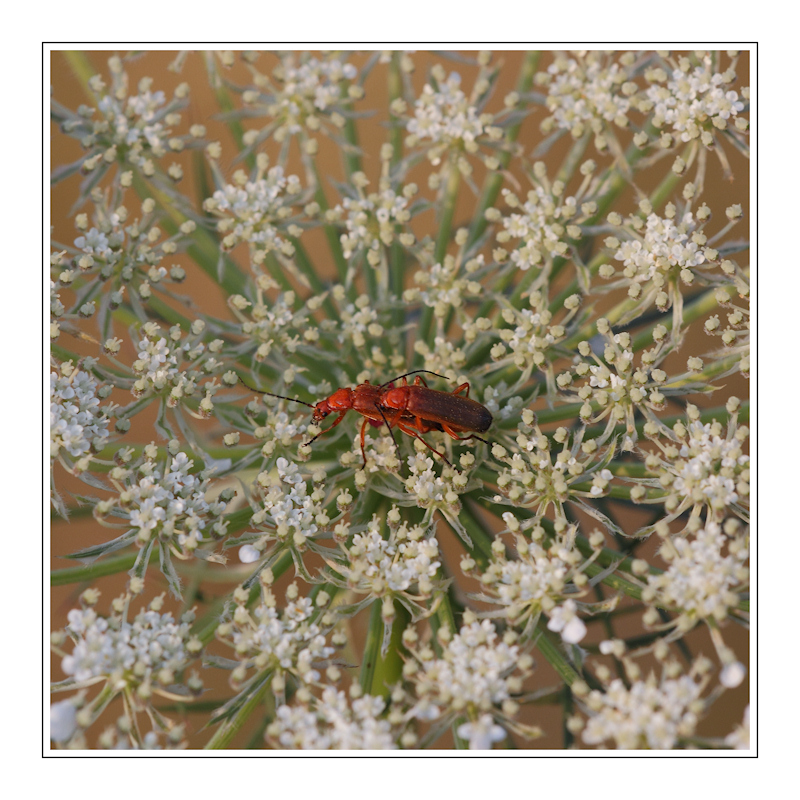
(51, 49, 750, 751)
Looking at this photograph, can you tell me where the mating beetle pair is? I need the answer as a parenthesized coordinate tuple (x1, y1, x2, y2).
(241, 370, 493, 469)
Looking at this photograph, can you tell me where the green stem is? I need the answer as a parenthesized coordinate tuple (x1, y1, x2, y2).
(204, 669, 272, 749)
(359, 599, 408, 698)
(534, 620, 581, 686)
(312, 162, 349, 286)
(60, 51, 100, 104)
(415, 161, 462, 355)
(359, 600, 384, 694)
(51, 550, 146, 585)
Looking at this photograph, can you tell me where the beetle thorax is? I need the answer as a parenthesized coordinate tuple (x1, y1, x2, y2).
(323, 387, 354, 414)
(381, 387, 407, 410)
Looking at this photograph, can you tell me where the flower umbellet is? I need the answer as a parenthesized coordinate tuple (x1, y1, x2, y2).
(51, 56, 203, 200)
(89, 444, 230, 595)
(398, 615, 542, 748)
(402, 62, 512, 176)
(223, 51, 362, 152)
(539, 51, 639, 146)
(51, 50, 749, 750)
(568, 637, 742, 750)
(265, 686, 405, 750)
(50, 589, 203, 749)
(202, 153, 308, 282)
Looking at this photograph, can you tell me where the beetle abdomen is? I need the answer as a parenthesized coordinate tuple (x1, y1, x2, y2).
(405, 387, 493, 433)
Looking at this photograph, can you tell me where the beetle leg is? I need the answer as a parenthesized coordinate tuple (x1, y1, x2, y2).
(452, 382, 471, 398)
(303, 411, 347, 446)
(439, 423, 489, 445)
(359, 418, 369, 469)
(395, 419, 454, 468)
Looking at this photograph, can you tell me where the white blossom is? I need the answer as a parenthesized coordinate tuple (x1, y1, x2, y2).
(582, 675, 705, 749)
(50, 370, 110, 462)
(269, 687, 396, 749)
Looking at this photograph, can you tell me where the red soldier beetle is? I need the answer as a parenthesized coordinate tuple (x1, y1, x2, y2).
(237, 370, 493, 470)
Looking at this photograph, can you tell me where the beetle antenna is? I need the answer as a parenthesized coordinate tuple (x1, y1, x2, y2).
(379, 369, 450, 389)
(237, 375, 316, 409)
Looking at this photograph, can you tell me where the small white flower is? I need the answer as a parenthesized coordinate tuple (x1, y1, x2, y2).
(50, 700, 78, 743)
(647, 64, 745, 142)
(547, 600, 587, 644)
(239, 545, 262, 564)
(545, 56, 631, 131)
(720, 661, 746, 689)
(614, 213, 705, 280)
(457, 714, 507, 750)
(646, 522, 748, 624)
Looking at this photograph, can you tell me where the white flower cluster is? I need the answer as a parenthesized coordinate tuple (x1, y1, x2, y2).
(226, 594, 334, 684)
(343, 428, 400, 474)
(73, 226, 116, 262)
(581, 674, 705, 749)
(251, 458, 322, 546)
(647, 65, 746, 142)
(414, 336, 468, 378)
(337, 189, 411, 261)
(339, 513, 441, 596)
(587, 356, 647, 415)
(500, 307, 558, 371)
(231, 288, 312, 361)
(97, 88, 168, 153)
(407, 73, 484, 146)
(268, 687, 396, 749)
(501, 186, 576, 270)
(405, 453, 465, 514)
(50, 369, 110, 463)
(118, 452, 227, 550)
(494, 426, 588, 514)
(136, 335, 180, 387)
(614, 212, 706, 281)
(271, 56, 357, 129)
(69, 199, 185, 292)
(61, 602, 198, 686)
(132, 323, 221, 400)
(644, 522, 748, 624)
(409, 258, 480, 318)
(337, 295, 384, 348)
(672, 420, 750, 509)
(544, 57, 632, 131)
(475, 533, 587, 643)
(207, 166, 301, 254)
(409, 620, 527, 741)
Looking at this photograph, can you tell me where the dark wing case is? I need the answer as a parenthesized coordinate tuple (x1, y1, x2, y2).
(408, 388, 493, 433)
